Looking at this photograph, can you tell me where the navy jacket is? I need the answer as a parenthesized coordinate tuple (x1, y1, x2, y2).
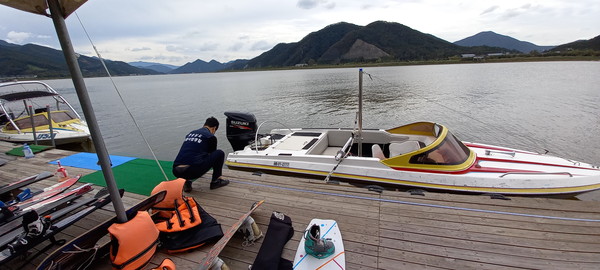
(173, 127, 217, 166)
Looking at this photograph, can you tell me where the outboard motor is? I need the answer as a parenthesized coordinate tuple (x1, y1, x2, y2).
(224, 111, 257, 151)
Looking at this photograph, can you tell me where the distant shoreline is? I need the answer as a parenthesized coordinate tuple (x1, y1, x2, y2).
(10, 56, 599, 80)
(237, 55, 600, 72)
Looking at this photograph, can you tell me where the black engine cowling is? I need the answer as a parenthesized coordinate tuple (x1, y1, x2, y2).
(224, 111, 257, 151)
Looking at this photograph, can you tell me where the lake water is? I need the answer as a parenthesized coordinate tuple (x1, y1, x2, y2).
(43, 61, 600, 167)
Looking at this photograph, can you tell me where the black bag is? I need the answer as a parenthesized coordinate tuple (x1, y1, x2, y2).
(251, 212, 294, 270)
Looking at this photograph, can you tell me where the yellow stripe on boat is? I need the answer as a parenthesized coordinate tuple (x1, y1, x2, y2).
(225, 161, 600, 195)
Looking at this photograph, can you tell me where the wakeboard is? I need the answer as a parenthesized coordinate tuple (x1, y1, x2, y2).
(0, 172, 53, 201)
(6, 176, 80, 211)
(0, 184, 95, 246)
(0, 182, 91, 229)
(0, 186, 115, 267)
(293, 219, 345, 270)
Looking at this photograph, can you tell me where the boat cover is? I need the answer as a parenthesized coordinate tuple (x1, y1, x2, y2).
(0, 91, 58, 102)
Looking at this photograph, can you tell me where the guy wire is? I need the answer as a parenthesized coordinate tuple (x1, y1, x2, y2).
(361, 70, 549, 154)
(74, 12, 168, 181)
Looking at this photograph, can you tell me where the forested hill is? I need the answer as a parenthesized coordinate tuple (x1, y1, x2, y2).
(551, 35, 600, 52)
(232, 21, 509, 69)
(239, 22, 362, 68)
(0, 40, 159, 78)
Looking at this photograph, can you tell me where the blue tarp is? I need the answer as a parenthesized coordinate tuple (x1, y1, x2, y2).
(49, 152, 136, 170)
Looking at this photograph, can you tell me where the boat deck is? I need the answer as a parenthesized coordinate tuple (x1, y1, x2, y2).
(1, 142, 600, 269)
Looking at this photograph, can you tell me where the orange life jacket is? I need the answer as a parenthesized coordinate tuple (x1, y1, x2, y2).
(108, 211, 159, 270)
(151, 178, 186, 212)
(154, 196, 202, 232)
(151, 178, 202, 232)
(151, 258, 176, 270)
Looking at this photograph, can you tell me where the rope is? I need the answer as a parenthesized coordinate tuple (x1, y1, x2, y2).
(56, 244, 100, 270)
(230, 179, 600, 222)
(361, 70, 550, 154)
(73, 13, 168, 181)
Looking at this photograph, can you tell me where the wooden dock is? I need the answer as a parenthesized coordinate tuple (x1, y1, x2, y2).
(1, 142, 600, 270)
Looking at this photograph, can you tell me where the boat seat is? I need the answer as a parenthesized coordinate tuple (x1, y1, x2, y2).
(389, 141, 421, 157)
(34, 108, 48, 114)
(372, 144, 386, 160)
(0, 113, 9, 124)
(322, 147, 341, 156)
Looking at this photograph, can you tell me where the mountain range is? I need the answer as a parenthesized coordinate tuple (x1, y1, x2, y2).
(231, 21, 514, 69)
(128, 61, 179, 73)
(1, 21, 598, 78)
(0, 40, 159, 78)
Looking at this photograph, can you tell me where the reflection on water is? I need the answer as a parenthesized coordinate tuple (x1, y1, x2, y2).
(43, 62, 600, 166)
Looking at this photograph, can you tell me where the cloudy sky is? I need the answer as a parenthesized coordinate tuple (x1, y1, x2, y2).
(1, 0, 598, 66)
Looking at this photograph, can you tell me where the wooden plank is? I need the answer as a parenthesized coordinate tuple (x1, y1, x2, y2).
(379, 210, 600, 243)
(379, 203, 600, 235)
(378, 237, 599, 269)
(379, 220, 600, 253)
(379, 227, 600, 263)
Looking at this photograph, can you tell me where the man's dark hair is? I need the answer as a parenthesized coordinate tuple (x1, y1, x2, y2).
(204, 116, 219, 129)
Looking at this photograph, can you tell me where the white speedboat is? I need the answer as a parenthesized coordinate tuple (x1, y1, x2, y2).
(224, 118, 600, 197)
(0, 81, 91, 146)
(223, 71, 600, 197)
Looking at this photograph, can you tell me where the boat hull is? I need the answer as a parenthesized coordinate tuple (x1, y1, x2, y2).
(226, 155, 600, 196)
(0, 130, 90, 146)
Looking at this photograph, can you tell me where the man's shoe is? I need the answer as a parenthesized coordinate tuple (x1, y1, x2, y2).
(210, 179, 230, 190)
(183, 180, 193, 192)
(304, 224, 335, 259)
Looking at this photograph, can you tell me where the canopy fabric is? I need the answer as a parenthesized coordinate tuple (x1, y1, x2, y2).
(0, 91, 58, 102)
(0, 0, 87, 17)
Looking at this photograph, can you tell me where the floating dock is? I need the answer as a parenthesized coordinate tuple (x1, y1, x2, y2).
(1, 142, 600, 269)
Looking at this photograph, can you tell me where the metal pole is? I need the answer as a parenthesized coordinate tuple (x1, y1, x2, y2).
(25, 103, 38, 145)
(47, 0, 127, 222)
(47, 105, 55, 148)
(358, 68, 363, 157)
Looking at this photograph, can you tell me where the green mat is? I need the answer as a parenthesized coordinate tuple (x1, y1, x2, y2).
(5, 145, 54, 156)
(80, 158, 176, 196)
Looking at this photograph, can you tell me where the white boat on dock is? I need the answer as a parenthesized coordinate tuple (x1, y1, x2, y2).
(0, 81, 91, 147)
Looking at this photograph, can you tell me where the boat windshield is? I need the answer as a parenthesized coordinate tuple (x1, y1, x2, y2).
(409, 131, 470, 165)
